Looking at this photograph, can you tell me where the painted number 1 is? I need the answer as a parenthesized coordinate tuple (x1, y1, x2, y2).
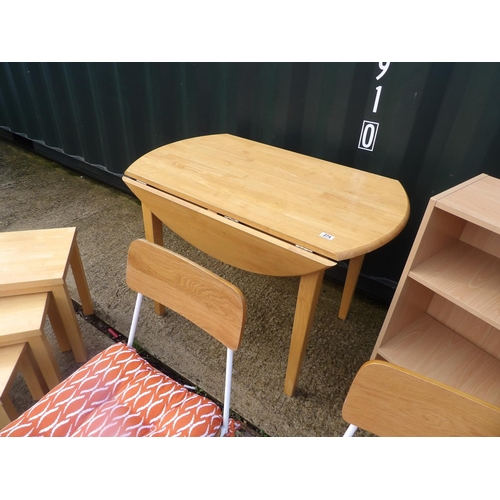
(372, 86, 382, 113)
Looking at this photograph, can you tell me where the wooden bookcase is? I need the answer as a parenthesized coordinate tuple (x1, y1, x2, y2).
(371, 174, 500, 407)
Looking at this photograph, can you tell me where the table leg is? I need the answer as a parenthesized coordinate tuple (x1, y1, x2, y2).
(142, 204, 166, 315)
(284, 269, 325, 396)
(69, 238, 94, 316)
(47, 293, 72, 352)
(19, 345, 49, 399)
(0, 397, 18, 426)
(338, 254, 365, 320)
(51, 284, 88, 363)
(28, 336, 62, 390)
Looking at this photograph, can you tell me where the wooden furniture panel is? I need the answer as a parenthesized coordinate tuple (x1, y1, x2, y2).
(342, 360, 500, 436)
(409, 207, 467, 268)
(127, 239, 246, 351)
(372, 279, 434, 351)
(378, 314, 500, 406)
(460, 222, 500, 258)
(124, 177, 334, 277)
(371, 174, 500, 432)
(427, 294, 499, 355)
(409, 241, 500, 328)
(435, 174, 500, 233)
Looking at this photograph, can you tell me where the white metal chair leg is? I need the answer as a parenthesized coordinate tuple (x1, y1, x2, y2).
(127, 293, 144, 348)
(220, 348, 234, 437)
(343, 424, 358, 437)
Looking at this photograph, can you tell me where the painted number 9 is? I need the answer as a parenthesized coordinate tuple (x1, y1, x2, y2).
(376, 62, 391, 80)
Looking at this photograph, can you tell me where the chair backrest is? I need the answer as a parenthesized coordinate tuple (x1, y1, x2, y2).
(342, 360, 500, 437)
(126, 239, 246, 436)
(126, 239, 246, 351)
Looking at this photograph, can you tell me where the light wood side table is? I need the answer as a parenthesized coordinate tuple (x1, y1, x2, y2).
(0, 227, 93, 363)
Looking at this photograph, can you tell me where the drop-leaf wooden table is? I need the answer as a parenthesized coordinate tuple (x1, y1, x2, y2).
(123, 134, 409, 396)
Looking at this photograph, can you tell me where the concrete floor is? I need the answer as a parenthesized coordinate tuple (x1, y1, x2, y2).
(1, 137, 389, 436)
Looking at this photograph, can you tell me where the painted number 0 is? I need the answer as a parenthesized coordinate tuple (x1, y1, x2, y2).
(358, 121, 379, 151)
(361, 122, 376, 148)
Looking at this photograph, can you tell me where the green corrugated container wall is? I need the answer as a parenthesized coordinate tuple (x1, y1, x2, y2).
(2, 62, 500, 301)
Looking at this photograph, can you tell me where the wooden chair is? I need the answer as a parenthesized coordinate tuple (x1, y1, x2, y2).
(0, 239, 246, 437)
(0, 343, 49, 429)
(0, 227, 93, 363)
(342, 360, 500, 437)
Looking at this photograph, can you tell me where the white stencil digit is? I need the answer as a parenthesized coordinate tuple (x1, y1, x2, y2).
(376, 62, 390, 80)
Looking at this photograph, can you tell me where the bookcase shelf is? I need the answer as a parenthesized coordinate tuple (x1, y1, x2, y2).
(372, 174, 500, 410)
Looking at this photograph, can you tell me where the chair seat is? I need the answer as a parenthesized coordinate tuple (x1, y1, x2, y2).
(0, 343, 239, 437)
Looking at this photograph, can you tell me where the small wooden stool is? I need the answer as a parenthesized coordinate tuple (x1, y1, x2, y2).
(0, 293, 62, 390)
(0, 227, 93, 363)
(0, 343, 49, 429)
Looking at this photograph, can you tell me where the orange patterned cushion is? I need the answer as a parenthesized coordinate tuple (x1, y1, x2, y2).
(0, 343, 239, 437)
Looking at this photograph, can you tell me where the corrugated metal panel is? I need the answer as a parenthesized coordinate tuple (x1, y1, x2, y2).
(2, 62, 500, 299)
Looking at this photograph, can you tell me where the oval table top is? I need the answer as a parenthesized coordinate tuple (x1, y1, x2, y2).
(125, 134, 410, 262)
